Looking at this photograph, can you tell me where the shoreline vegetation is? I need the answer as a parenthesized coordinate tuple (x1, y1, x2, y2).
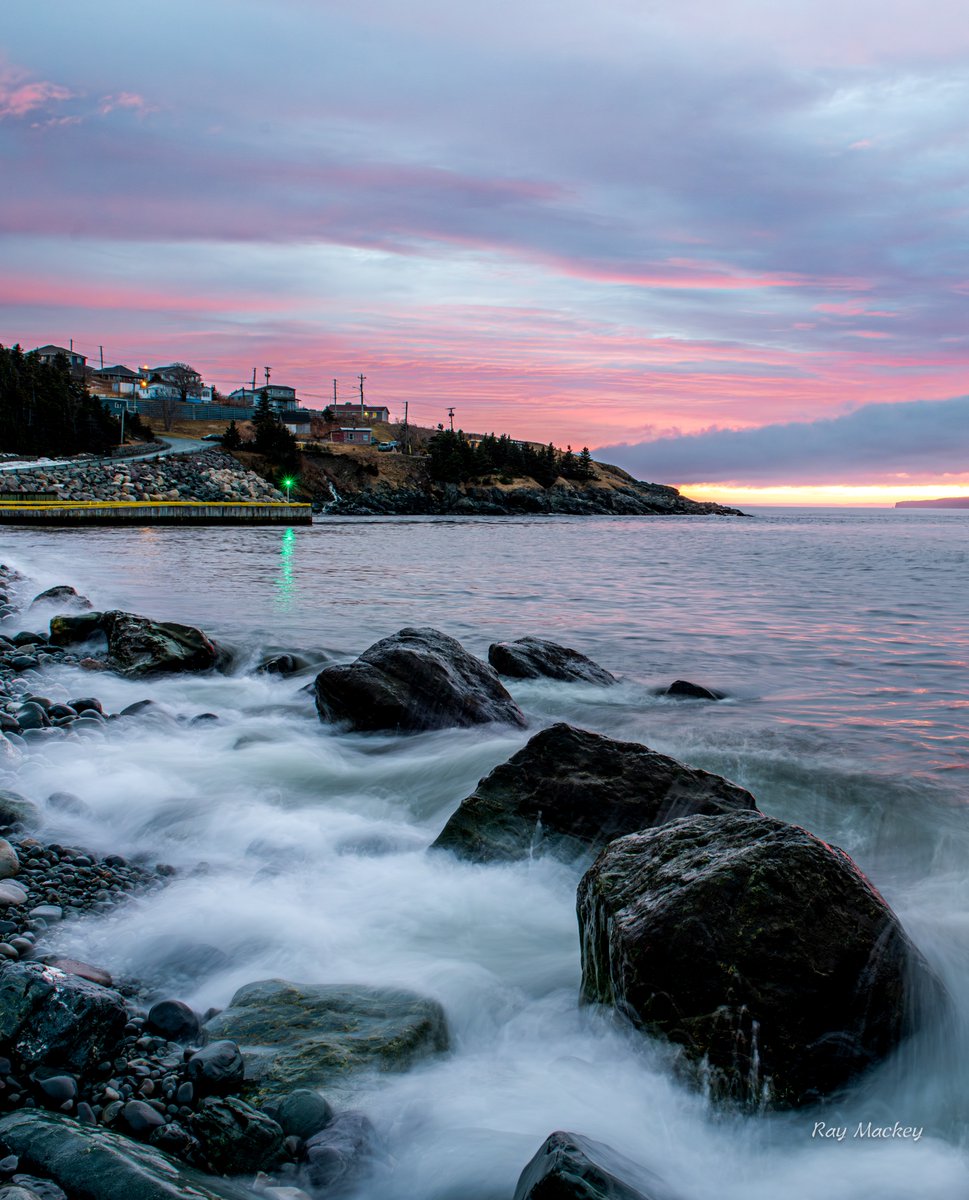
(0, 563, 943, 1199)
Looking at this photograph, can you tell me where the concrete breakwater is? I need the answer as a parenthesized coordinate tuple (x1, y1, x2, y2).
(0, 501, 311, 526)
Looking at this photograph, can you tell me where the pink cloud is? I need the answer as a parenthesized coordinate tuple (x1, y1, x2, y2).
(0, 72, 73, 120)
(98, 92, 157, 117)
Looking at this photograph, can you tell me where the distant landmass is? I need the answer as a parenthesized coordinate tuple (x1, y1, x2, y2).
(896, 497, 969, 509)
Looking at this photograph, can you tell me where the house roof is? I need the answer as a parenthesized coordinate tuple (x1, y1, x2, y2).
(32, 344, 84, 359)
(95, 365, 140, 378)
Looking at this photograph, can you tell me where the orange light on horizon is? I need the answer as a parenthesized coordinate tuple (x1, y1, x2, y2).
(678, 483, 969, 508)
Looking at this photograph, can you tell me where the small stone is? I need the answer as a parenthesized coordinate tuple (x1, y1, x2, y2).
(0, 841, 19, 880)
(0, 882, 27, 908)
(123, 1099, 166, 1137)
(28, 906, 62, 924)
(37, 1076, 77, 1105)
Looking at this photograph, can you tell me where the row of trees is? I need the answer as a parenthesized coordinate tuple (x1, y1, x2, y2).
(427, 430, 595, 487)
(0, 344, 130, 456)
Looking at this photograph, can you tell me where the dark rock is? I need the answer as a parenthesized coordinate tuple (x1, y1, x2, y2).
(255, 653, 313, 676)
(148, 1121, 198, 1158)
(275, 1088, 333, 1141)
(514, 1131, 673, 1200)
(577, 811, 943, 1108)
(35, 1076, 77, 1106)
(0, 961, 127, 1075)
(190, 1096, 284, 1174)
(123, 1099, 166, 1137)
(431, 723, 758, 863)
(29, 587, 92, 612)
(118, 699, 160, 719)
(47, 612, 104, 647)
(488, 637, 617, 685)
(203, 979, 448, 1100)
(146, 999, 200, 1043)
(67, 698, 103, 715)
(13, 707, 48, 732)
(302, 1111, 378, 1193)
(314, 627, 526, 732)
(186, 1040, 245, 1095)
(0, 1110, 255, 1199)
(664, 680, 722, 700)
(49, 610, 218, 677)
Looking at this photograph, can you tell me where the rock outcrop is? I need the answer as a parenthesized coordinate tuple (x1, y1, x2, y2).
(202, 979, 449, 1100)
(431, 723, 758, 863)
(488, 637, 616, 685)
(577, 811, 942, 1108)
(0, 1110, 255, 1200)
(0, 961, 128, 1075)
(514, 1131, 675, 1200)
(49, 610, 218, 677)
(314, 627, 526, 732)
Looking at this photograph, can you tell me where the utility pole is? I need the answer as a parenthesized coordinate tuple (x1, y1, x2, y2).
(358, 373, 366, 419)
(99, 345, 104, 370)
(251, 367, 257, 398)
(332, 379, 338, 406)
(402, 400, 409, 454)
(447, 407, 455, 432)
(264, 366, 271, 388)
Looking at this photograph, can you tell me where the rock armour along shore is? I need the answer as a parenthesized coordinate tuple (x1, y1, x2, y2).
(0, 450, 284, 506)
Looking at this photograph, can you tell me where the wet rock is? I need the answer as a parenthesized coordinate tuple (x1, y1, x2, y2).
(190, 1096, 284, 1174)
(514, 1131, 672, 1200)
(29, 587, 91, 612)
(67, 698, 103, 715)
(47, 612, 104, 647)
(101, 611, 219, 677)
(0, 1110, 255, 1199)
(0, 962, 127, 1075)
(664, 680, 722, 700)
(274, 1089, 333, 1141)
(0, 884, 27, 909)
(577, 811, 943, 1108)
(302, 1112, 379, 1194)
(122, 1099, 166, 1138)
(0, 842, 19, 881)
(146, 999, 200, 1043)
(40, 959, 112, 988)
(432, 723, 758, 863)
(488, 637, 617, 685)
(186, 1040, 245, 1095)
(203, 980, 448, 1100)
(314, 627, 526, 732)
(255, 653, 313, 676)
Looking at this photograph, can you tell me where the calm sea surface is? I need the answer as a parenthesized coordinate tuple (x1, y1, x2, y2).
(1, 508, 967, 1198)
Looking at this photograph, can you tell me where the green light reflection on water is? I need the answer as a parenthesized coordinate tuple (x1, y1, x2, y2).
(274, 525, 297, 608)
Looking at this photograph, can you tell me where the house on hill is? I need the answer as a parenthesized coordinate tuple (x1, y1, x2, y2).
(327, 402, 390, 424)
(91, 365, 141, 395)
(228, 385, 300, 413)
(31, 344, 87, 373)
(330, 427, 374, 445)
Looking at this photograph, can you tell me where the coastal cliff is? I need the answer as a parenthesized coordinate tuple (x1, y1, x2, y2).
(292, 445, 742, 516)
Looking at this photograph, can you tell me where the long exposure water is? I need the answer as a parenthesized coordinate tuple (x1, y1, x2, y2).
(1, 508, 967, 1198)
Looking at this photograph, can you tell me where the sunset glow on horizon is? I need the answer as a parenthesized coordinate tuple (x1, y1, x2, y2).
(4, 1, 969, 502)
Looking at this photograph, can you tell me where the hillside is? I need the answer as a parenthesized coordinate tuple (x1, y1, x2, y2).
(288, 441, 742, 516)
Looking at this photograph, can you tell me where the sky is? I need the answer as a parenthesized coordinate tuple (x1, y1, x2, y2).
(2, 0, 969, 505)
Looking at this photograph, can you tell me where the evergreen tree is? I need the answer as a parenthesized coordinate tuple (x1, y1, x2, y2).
(221, 420, 242, 450)
(578, 447, 594, 478)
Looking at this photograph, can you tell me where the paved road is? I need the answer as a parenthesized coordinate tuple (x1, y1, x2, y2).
(0, 434, 217, 473)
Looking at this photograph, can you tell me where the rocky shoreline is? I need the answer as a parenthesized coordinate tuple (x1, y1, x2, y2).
(0, 565, 943, 1200)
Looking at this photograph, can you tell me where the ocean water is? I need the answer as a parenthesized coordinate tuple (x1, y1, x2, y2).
(0, 507, 967, 1199)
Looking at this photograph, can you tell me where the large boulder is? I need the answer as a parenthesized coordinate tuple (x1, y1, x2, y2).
(0, 962, 127, 1074)
(202, 979, 448, 1101)
(0, 1110, 254, 1200)
(514, 1131, 675, 1200)
(0, 792, 40, 833)
(314, 627, 526, 732)
(49, 610, 218, 677)
(577, 812, 942, 1108)
(431, 723, 758, 863)
(488, 637, 616, 685)
(29, 585, 92, 611)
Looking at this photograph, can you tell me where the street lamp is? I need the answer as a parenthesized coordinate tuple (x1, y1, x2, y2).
(281, 476, 295, 503)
